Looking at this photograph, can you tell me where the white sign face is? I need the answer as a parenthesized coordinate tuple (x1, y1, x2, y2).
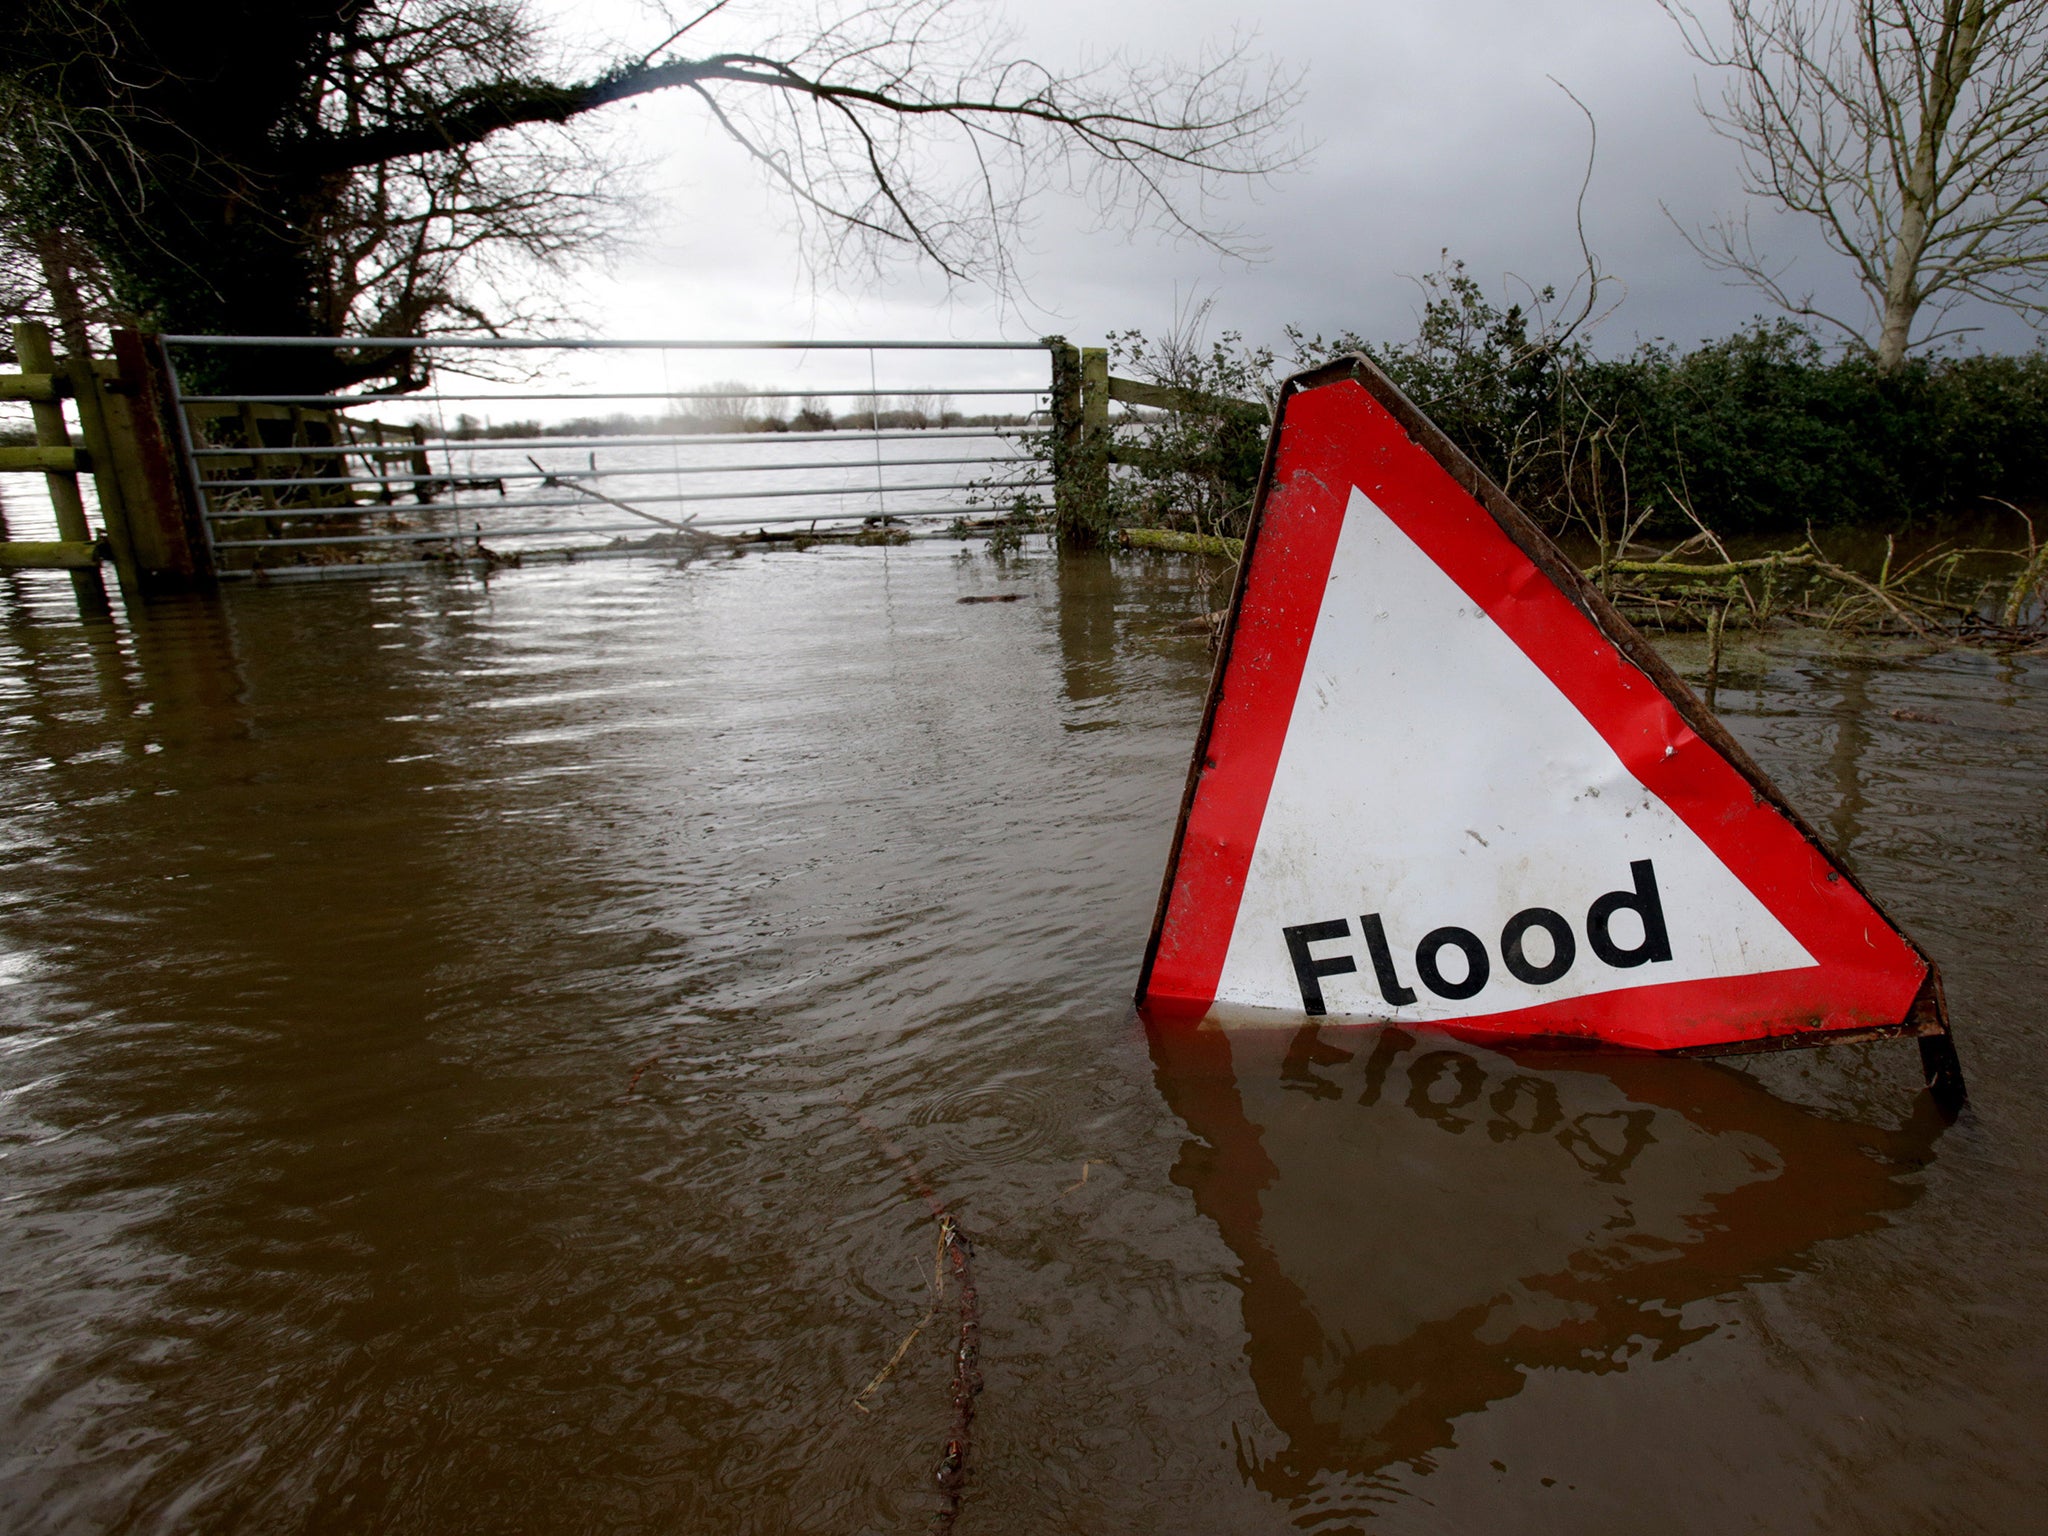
(1209, 486, 1815, 1023)
(1142, 374, 1939, 1064)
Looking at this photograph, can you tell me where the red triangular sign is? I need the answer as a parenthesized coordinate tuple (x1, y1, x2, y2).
(1138, 361, 1959, 1088)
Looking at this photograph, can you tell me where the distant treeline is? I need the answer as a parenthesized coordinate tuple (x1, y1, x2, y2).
(433, 392, 1032, 441)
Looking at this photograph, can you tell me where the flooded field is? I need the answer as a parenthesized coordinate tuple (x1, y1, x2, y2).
(0, 541, 2044, 1532)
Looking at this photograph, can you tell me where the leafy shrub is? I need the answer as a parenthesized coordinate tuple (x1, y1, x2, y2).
(1099, 317, 1274, 542)
(1009, 260, 2048, 553)
(1287, 265, 2048, 536)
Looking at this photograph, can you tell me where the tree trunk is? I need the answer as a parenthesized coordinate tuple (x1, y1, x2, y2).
(1876, 0, 1990, 375)
(31, 231, 95, 364)
(1876, 227, 1925, 373)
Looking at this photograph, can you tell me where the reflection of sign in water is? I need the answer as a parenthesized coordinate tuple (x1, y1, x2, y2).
(1150, 1025, 1945, 1504)
(1138, 360, 1961, 1100)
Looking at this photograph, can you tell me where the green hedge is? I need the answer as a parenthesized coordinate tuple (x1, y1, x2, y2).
(1292, 267, 2048, 535)
(1563, 328, 2048, 532)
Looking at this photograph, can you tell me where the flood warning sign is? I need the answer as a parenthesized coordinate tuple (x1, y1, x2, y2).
(1137, 361, 1957, 1061)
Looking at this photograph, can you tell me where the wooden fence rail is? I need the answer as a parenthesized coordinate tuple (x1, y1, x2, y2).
(0, 321, 210, 603)
(0, 445, 90, 474)
(1044, 338, 1265, 548)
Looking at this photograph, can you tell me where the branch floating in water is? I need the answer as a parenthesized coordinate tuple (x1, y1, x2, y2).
(845, 1107, 982, 1534)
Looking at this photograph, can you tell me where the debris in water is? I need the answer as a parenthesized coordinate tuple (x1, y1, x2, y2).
(622, 1056, 661, 1097)
(845, 1106, 982, 1533)
(1060, 1160, 1104, 1195)
(852, 1223, 950, 1414)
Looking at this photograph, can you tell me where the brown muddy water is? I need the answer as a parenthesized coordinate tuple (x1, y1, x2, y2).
(0, 543, 2043, 1534)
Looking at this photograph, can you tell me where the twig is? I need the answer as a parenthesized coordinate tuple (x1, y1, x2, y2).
(1705, 603, 1726, 706)
(1598, 553, 1816, 579)
(853, 1226, 952, 1412)
(846, 1107, 981, 1534)
(623, 1056, 660, 1096)
(1802, 544, 1941, 639)
(852, 1306, 940, 1413)
(1988, 499, 2047, 627)
(1059, 1160, 1103, 1196)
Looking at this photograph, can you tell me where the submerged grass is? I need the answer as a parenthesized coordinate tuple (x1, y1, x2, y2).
(1120, 513, 2048, 652)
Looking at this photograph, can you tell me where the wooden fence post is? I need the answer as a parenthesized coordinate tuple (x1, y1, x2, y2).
(0, 325, 211, 595)
(11, 322, 91, 548)
(1081, 347, 1109, 443)
(9, 321, 109, 609)
(1045, 337, 1082, 541)
(408, 424, 432, 504)
(63, 345, 145, 592)
(1070, 347, 1112, 550)
(106, 330, 213, 586)
(1043, 338, 1114, 551)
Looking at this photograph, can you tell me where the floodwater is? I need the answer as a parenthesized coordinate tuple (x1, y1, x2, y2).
(0, 542, 2043, 1533)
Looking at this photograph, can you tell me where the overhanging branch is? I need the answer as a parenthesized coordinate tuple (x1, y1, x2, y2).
(301, 48, 1296, 184)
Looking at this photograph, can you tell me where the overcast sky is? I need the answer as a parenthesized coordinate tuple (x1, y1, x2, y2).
(530, 0, 2037, 371)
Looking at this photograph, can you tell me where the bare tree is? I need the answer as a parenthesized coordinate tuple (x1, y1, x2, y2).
(680, 379, 761, 427)
(1661, 0, 2048, 370)
(294, 0, 1304, 302)
(0, 225, 118, 357)
(1, 0, 1303, 389)
(301, 3, 628, 342)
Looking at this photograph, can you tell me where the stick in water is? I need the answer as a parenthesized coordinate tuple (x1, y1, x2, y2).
(523, 455, 705, 534)
(846, 1106, 982, 1534)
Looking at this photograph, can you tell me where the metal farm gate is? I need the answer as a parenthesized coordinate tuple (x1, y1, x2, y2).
(154, 336, 1065, 580)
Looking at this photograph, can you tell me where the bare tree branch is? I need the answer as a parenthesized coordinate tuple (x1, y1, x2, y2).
(0, 0, 1303, 380)
(293, 4, 1304, 291)
(1661, 0, 2048, 369)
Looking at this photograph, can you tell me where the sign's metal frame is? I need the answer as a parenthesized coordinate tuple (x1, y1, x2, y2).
(1135, 355, 1966, 1112)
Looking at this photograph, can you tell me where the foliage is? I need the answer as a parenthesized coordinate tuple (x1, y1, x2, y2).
(1548, 325, 2048, 534)
(1293, 258, 1588, 506)
(0, 0, 619, 389)
(1089, 258, 2048, 555)
(0, 226, 117, 356)
(962, 309, 1275, 554)
(1099, 309, 1274, 542)
(1286, 260, 2048, 538)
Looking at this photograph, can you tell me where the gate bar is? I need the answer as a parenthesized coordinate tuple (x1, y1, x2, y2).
(187, 425, 1046, 458)
(205, 479, 1050, 519)
(182, 387, 1041, 407)
(162, 336, 1055, 351)
(206, 455, 1032, 490)
(211, 507, 1010, 548)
